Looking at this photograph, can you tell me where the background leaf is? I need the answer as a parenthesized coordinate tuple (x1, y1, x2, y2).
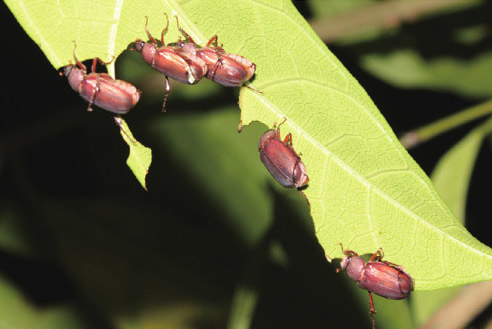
(0, 272, 91, 329)
(362, 50, 492, 99)
(335, 1, 492, 99)
(431, 116, 492, 221)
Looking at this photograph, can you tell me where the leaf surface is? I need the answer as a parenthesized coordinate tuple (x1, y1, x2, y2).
(116, 117, 152, 190)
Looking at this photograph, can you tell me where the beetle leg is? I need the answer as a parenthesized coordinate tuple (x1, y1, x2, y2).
(369, 250, 382, 263)
(173, 52, 202, 82)
(368, 248, 385, 263)
(160, 13, 170, 45)
(96, 56, 115, 68)
(72, 41, 87, 73)
(87, 74, 101, 112)
(207, 53, 224, 82)
(91, 58, 98, 73)
(339, 243, 345, 254)
(273, 118, 287, 137)
(284, 133, 293, 146)
(208, 61, 220, 81)
(144, 16, 158, 45)
(378, 248, 385, 260)
(189, 67, 200, 82)
(206, 44, 227, 81)
(206, 35, 224, 51)
(175, 15, 196, 44)
(368, 292, 377, 329)
(206, 35, 219, 47)
(381, 260, 405, 271)
(161, 75, 171, 112)
(92, 57, 116, 74)
(341, 247, 358, 258)
(277, 117, 287, 128)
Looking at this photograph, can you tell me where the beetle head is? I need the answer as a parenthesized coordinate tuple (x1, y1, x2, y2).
(135, 40, 157, 65)
(134, 39, 146, 52)
(62, 65, 74, 77)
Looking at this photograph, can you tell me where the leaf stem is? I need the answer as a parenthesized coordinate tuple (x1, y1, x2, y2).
(400, 98, 492, 148)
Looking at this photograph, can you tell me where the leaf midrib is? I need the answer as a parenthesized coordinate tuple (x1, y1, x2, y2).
(247, 86, 492, 262)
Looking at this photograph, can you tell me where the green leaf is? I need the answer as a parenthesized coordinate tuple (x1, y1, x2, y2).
(6, 0, 492, 290)
(226, 283, 258, 329)
(431, 116, 492, 221)
(309, 0, 375, 18)
(361, 50, 492, 99)
(0, 272, 90, 329)
(116, 117, 151, 190)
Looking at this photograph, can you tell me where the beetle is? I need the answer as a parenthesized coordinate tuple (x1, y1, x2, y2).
(258, 119, 309, 189)
(62, 43, 140, 114)
(174, 19, 259, 91)
(337, 245, 414, 329)
(134, 14, 207, 111)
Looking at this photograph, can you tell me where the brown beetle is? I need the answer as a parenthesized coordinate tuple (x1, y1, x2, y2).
(337, 245, 414, 329)
(62, 43, 140, 114)
(258, 119, 309, 189)
(134, 15, 207, 111)
(175, 20, 259, 91)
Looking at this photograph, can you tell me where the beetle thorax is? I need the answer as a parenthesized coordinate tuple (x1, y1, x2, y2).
(180, 42, 198, 56)
(258, 130, 277, 150)
(343, 255, 365, 283)
(140, 43, 157, 65)
(64, 66, 85, 92)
